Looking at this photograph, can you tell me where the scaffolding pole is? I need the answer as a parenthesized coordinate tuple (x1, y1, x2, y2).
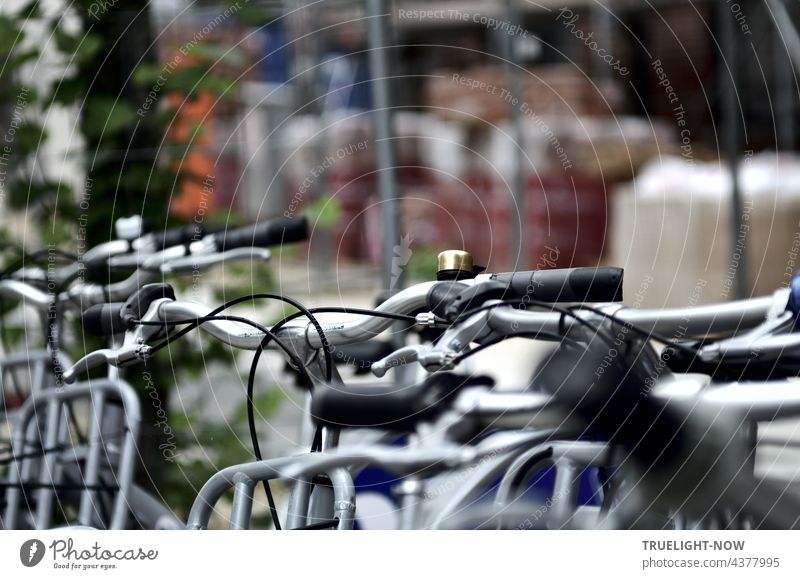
(366, 0, 402, 291)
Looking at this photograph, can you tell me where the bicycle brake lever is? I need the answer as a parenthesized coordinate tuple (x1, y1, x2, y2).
(371, 346, 423, 377)
(372, 310, 495, 377)
(371, 345, 453, 377)
(160, 247, 271, 274)
(698, 311, 796, 361)
(62, 344, 152, 384)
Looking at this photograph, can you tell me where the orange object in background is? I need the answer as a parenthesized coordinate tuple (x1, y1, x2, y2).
(168, 90, 217, 220)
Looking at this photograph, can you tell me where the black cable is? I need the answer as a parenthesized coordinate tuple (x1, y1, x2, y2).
(118, 291, 335, 532)
(310, 425, 323, 453)
(452, 301, 515, 322)
(136, 315, 314, 388)
(0, 443, 73, 467)
(254, 305, 433, 507)
(135, 314, 306, 531)
(453, 299, 618, 351)
(451, 331, 585, 365)
(292, 518, 339, 530)
(455, 299, 660, 382)
(0, 481, 118, 492)
(244, 338, 282, 529)
(520, 300, 619, 351)
(245, 318, 321, 527)
(275, 306, 423, 325)
(0, 248, 79, 279)
(145, 293, 333, 382)
(138, 299, 447, 528)
(568, 304, 700, 355)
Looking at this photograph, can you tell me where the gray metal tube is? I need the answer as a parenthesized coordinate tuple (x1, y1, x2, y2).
(3, 380, 140, 530)
(34, 397, 63, 528)
(187, 456, 300, 530)
(285, 477, 312, 529)
(719, 0, 748, 299)
(366, 0, 402, 292)
(230, 473, 255, 530)
(487, 295, 773, 338)
(501, 0, 525, 270)
(78, 389, 106, 526)
(329, 467, 356, 530)
(157, 282, 436, 351)
(186, 455, 353, 530)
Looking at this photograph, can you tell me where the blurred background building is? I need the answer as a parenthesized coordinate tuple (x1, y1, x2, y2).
(2, 0, 800, 304)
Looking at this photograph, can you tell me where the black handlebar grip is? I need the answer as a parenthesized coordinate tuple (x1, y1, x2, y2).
(120, 283, 176, 325)
(214, 216, 309, 252)
(491, 266, 623, 303)
(152, 223, 228, 250)
(81, 303, 126, 337)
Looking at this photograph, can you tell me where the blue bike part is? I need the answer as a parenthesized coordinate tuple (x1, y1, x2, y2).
(789, 273, 800, 327)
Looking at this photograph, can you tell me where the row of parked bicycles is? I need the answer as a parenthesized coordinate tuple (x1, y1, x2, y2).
(2, 214, 800, 530)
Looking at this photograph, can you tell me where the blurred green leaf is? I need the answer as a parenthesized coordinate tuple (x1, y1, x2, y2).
(168, 66, 237, 99)
(10, 48, 38, 67)
(52, 25, 80, 54)
(50, 77, 85, 106)
(186, 42, 246, 67)
(74, 33, 103, 63)
(305, 195, 342, 230)
(16, 0, 41, 20)
(236, 5, 277, 27)
(13, 123, 48, 155)
(82, 97, 138, 137)
(0, 16, 23, 55)
(132, 63, 164, 87)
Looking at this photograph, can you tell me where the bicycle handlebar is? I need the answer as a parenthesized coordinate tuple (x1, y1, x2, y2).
(212, 216, 309, 252)
(489, 266, 624, 303)
(0, 279, 53, 310)
(137, 223, 228, 253)
(487, 293, 777, 338)
(62, 276, 786, 385)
